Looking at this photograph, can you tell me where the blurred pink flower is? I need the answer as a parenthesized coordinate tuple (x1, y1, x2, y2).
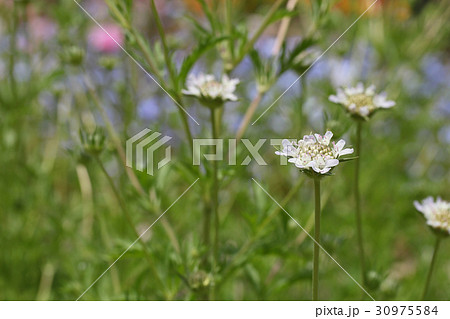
(30, 16, 57, 43)
(88, 24, 124, 53)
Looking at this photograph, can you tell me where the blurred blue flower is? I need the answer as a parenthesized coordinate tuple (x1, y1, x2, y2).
(434, 94, 450, 117)
(138, 98, 161, 120)
(438, 125, 450, 145)
(307, 59, 329, 80)
(254, 37, 276, 58)
(328, 58, 358, 87)
(421, 55, 449, 92)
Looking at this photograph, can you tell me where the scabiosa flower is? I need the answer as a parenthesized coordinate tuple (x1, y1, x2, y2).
(329, 83, 395, 120)
(182, 73, 239, 108)
(414, 197, 450, 237)
(276, 131, 354, 175)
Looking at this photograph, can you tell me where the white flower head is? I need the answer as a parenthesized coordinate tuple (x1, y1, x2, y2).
(276, 131, 354, 176)
(414, 197, 450, 237)
(329, 83, 395, 120)
(182, 73, 239, 107)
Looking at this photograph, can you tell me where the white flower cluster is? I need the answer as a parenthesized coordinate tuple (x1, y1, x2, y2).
(276, 131, 354, 175)
(329, 83, 395, 119)
(414, 197, 450, 236)
(182, 73, 239, 106)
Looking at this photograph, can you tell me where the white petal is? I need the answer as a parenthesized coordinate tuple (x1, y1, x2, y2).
(320, 167, 331, 174)
(413, 200, 424, 213)
(314, 134, 323, 144)
(310, 163, 321, 173)
(325, 159, 339, 167)
(323, 131, 333, 145)
(329, 95, 340, 103)
(356, 82, 364, 93)
(294, 162, 306, 169)
(380, 100, 395, 108)
(339, 148, 354, 156)
(335, 139, 345, 151)
(359, 106, 370, 116)
(282, 139, 292, 147)
(365, 85, 376, 95)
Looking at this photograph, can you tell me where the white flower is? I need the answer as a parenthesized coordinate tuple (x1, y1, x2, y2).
(182, 73, 239, 106)
(275, 139, 299, 157)
(414, 197, 450, 236)
(276, 131, 354, 175)
(329, 82, 395, 119)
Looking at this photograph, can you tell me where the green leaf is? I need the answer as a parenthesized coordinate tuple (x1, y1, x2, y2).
(178, 35, 228, 86)
(265, 8, 298, 26)
(339, 156, 359, 162)
(280, 37, 317, 73)
(184, 15, 211, 36)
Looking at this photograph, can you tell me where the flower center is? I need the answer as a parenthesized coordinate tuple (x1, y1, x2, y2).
(200, 81, 222, 97)
(348, 94, 374, 110)
(435, 209, 450, 226)
(300, 143, 334, 160)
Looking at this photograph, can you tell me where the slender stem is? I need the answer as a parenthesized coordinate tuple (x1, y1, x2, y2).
(235, 0, 284, 66)
(82, 74, 146, 195)
(354, 121, 367, 284)
(210, 107, 220, 298)
(235, 91, 264, 142)
(202, 194, 212, 253)
(83, 74, 182, 255)
(297, 78, 306, 134)
(175, 94, 195, 153)
(234, 0, 295, 140)
(148, 0, 195, 151)
(312, 178, 321, 301)
(225, 0, 235, 63)
(422, 237, 441, 300)
(218, 178, 305, 286)
(93, 155, 166, 293)
(149, 0, 177, 89)
(271, 0, 298, 56)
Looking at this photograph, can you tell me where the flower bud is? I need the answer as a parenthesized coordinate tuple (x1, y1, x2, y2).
(61, 46, 85, 66)
(365, 270, 382, 290)
(188, 271, 213, 291)
(79, 127, 106, 155)
(99, 56, 118, 71)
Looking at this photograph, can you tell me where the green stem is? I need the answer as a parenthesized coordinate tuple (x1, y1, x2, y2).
(218, 178, 304, 286)
(354, 121, 367, 284)
(225, 0, 234, 62)
(235, 0, 284, 67)
(298, 78, 306, 134)
(202, 194, 212, 253)
(148, 0, 195, 151)
(149, 0, 177, 89)
(210, 107, 220, 299)
(312, 177, 321, 301)
(422, 237, 441, 300)
(94, 155, 166, 294)
(175, 94, 195, 153)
